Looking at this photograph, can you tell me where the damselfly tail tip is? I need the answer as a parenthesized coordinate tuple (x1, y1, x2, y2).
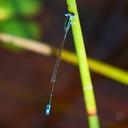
(45, 104, 51, 115)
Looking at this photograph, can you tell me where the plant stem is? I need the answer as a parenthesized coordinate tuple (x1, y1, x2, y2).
(66, 0, 100, 127)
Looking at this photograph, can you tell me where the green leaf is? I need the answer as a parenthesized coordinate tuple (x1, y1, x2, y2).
(0, 0, 41, 18)
(2, 20, 40, 39)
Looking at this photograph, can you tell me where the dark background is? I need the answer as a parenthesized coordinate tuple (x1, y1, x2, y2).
(0, 0, 128, 128)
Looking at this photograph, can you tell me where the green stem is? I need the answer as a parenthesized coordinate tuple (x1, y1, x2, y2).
(66, 0, 100, 128)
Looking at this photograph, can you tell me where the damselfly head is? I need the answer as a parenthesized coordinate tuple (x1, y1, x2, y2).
(65, 12, 74, 18)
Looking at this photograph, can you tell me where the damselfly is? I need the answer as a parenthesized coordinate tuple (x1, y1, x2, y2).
(45, 13, 74, 115)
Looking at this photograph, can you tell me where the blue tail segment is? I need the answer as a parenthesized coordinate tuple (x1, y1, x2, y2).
(45, 104, 51, 115)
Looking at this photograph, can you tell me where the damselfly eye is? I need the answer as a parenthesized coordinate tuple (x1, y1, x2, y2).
(65, 12, 74, 17)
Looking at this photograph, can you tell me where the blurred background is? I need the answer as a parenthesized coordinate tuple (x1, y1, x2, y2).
(0, 0, 128, 128)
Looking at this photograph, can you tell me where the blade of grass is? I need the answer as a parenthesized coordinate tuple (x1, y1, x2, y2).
(66, 0, 100, 127)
